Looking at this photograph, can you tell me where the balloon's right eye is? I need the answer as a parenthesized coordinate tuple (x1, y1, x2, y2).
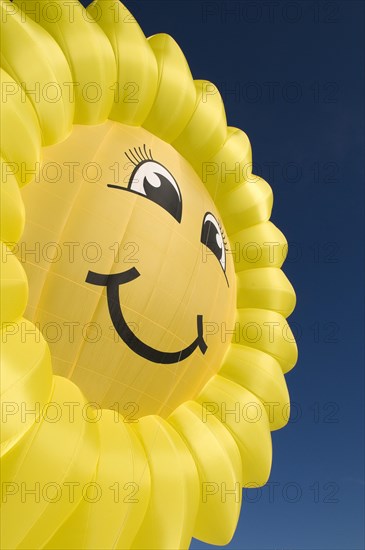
(128, 160, 182, 223)
(107, 147, 182, 223)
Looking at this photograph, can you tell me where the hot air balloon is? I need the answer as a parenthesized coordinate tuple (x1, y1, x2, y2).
(0, 0, 298, 548)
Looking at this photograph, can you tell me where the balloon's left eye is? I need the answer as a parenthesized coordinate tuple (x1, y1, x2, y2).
(128, 160, 182, 222)
(201, 212, 228, 283)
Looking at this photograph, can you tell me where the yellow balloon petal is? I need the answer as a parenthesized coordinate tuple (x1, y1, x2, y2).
(0, 244, 28, 324)
(143, 34, 196, 143)
(237, 267, 296, 317)
(87, 0, 158, 127)
(169, 401, 242, 545)
(0, 317, 52, 451)
(0, 68, 41, 187)
(1, 376, 99, 549)
(131, 416, 199, 549)
(219, 176, 273, 235)
(197, 375, 272, 487)
(202, 127, 252, 198)
(173, 80, 227, 169)
(0, 159, 25, 246)
(229, 221, 288, 270)
(220, 345, 290, 430)
(44, 410, 151, 550)
(236, 308, 298, 373)
(14, 0, 117, 124)
(0, 0, 74, 145)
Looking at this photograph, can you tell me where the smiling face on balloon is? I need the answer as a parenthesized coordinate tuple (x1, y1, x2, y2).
(20, 121, 236, 417)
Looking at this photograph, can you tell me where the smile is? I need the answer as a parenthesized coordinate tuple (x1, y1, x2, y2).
(86, 267, 207, 364)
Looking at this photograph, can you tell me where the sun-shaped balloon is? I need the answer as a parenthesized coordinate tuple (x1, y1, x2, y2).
(0, 0, 298, 548)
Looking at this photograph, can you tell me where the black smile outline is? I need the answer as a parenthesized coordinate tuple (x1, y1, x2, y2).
(85, 267, 207, 364)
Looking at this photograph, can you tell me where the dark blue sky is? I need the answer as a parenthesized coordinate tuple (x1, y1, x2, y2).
(81, 1, 364, 548)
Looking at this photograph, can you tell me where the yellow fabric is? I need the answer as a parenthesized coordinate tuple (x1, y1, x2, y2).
(0, 1, 298, 547)
(0, 68, 41, 187)
(0, 0, 74, 145)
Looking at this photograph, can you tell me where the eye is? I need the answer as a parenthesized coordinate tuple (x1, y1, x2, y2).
(108, 148, 182, 222)
(201, 212, 227, 277)
(123, 147, 182, 223)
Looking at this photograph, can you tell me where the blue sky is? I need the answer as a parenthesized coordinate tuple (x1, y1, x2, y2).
(82, 1, 365, 547)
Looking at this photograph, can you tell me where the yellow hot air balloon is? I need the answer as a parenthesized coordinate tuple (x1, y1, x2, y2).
(0, 0, 298, 548)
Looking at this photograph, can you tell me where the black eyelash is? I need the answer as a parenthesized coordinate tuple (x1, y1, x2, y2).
(217, 220, 229, 252)
(124, 145, 154, 166)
